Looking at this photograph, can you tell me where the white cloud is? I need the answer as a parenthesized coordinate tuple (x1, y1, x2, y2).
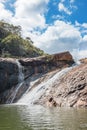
(70, 0, 75, 3)
(58, 0, 77, 15)
(33, 20, 82, 54)
(0, 0, 7, 2)
(32, 19, 87, 59)
(60, 0, 65, 2)
(83, 35, 87, 41)
(0, 0, 49, 33)
(82, 23, 87, 28)
(0, 2, 13, 22)
(75, 21, 87, 29)
(75, 21, 87, 36)
(72, 34, 87, 60)
(52, 14, 65, 21)
(0, 0, 87, 60)
(79, 50, 87, 59)
(58, 2, 72, 15)
(79, 35, 87, 50)
(12, 0, 49, 31)
(72, 49, 87, 60)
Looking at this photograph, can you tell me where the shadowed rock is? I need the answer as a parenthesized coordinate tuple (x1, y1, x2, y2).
(0, 58, 18, 93)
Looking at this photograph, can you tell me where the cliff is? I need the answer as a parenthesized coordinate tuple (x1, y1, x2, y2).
(1, 51, 87, 108)
(0, 58, 18, 93)
(0, 51, 74, 103)
(0, 52, 87, 108)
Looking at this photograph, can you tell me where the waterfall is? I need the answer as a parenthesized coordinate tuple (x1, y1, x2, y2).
(71, 49, 81, 65)
(10, 82, 23, 103)
(16, 59, 24, 83)
(10, 59, 24, 103)
(17, 67, 73, 105)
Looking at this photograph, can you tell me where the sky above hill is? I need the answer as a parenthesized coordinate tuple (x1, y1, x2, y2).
(0, 0, 87, 59)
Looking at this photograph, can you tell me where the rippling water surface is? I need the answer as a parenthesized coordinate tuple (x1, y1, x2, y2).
(0, 105, 87, 130)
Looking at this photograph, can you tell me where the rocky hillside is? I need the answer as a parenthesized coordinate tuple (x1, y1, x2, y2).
(0, 21, 44, 58)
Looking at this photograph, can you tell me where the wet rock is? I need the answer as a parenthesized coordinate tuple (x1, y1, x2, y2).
(0, 58, 18, 93)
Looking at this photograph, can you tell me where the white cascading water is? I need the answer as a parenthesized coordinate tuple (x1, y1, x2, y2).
(71, 49, 81, 65)
(16, 59, 24, 82)
(10, 59, 24, 103)
(17, 67, 73, 105)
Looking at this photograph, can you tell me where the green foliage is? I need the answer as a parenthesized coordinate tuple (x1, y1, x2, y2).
(0, 21, 45, 58)
(45, 55, 53, 63)
(0, 20, 21, 37)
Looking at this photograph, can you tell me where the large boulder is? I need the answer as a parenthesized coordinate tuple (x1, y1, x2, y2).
(19, 51, 74, 78)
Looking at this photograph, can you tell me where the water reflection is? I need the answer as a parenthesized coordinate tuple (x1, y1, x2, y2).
(17, 105, 87, 130)
(0, 105, 87, 130)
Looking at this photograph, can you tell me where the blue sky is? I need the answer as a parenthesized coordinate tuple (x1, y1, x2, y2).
(47, 0, 87, 24)
(0, 0, 87, 59)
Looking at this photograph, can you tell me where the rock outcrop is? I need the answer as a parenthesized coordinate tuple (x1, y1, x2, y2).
(0, 51, 87, 108)
(0, 58, 18, 93)
(0, 51, 74, 104)
(37, 63, 87, 108)
(19, 51, 74, 79)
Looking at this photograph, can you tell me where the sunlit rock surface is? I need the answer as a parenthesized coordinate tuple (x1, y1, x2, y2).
(2, 51, 87, 108)
(35, 63, 87, 108)
(19, 51, 74, 78)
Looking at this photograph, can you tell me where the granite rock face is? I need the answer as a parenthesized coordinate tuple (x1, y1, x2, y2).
(0, 58, 18, 93)
(0, 52, 87, 108)
(38, 64, 87, 108)
(19, 51, 74, 79)
(0, 51, 74, 104)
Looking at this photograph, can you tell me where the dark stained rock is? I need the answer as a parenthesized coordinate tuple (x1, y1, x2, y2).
(0, 58, 18, 93)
